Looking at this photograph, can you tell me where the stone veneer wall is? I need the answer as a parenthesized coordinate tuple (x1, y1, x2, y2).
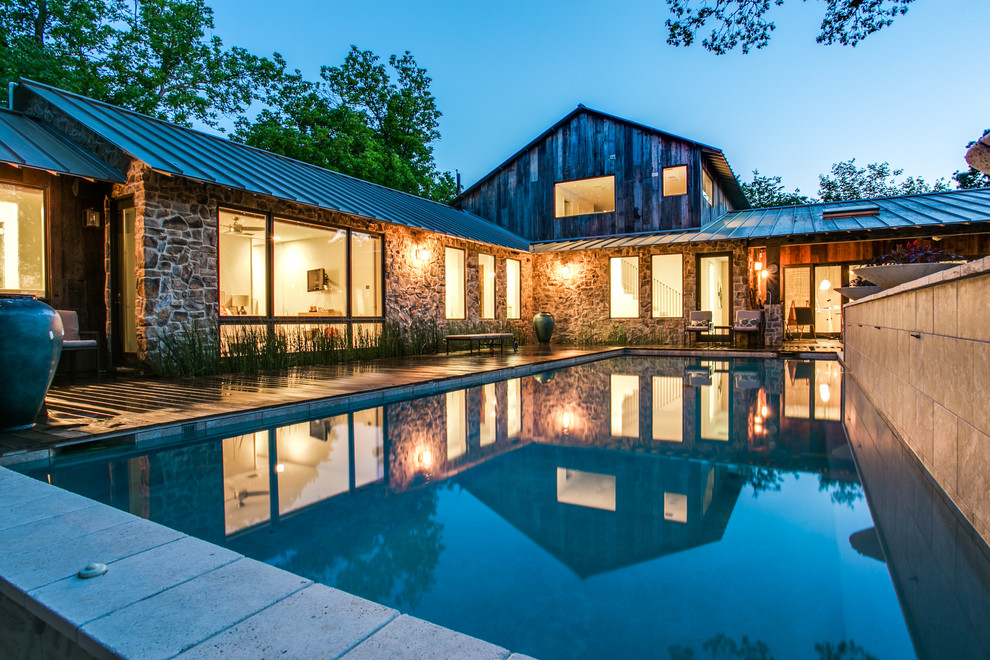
(843, 256, 990, 546)
(110, 167, 535, 357)
(532, 241, 751, 344)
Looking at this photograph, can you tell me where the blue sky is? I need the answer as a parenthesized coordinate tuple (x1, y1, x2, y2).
(206, 0, 988, 197)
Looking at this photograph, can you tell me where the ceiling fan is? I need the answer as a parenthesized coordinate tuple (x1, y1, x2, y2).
(224, 216, 265, 234)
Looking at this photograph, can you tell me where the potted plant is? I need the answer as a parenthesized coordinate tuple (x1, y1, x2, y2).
(852, 240, 965, 290)
(835, 276, 883, 300)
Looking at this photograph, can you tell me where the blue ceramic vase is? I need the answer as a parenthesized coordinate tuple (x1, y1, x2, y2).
(533, 312, 555, 344)
(0, 296, 63, 431)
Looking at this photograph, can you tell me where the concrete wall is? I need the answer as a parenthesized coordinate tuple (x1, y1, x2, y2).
(843, 256, 990, 546)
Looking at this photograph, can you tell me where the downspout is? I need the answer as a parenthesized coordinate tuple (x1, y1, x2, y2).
(7, 81, 15, 110)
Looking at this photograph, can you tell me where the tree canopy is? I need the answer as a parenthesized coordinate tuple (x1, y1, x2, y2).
(665, 0, 917, 54)
(233, 46, 457, 203)
(817, 158, 948, 202)
(0, 0, 280, 127)
(737, 170, 813, 208)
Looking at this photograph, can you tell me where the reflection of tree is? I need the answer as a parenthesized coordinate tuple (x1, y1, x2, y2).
(815, 640, 878, 660)
(817, 476, 863, 508)
(739, 466, 785, 497)
(669, 634, 772, 659)
(327, 487, 445, 610)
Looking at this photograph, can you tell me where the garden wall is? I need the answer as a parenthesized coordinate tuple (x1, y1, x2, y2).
(843, 256, 990, 546)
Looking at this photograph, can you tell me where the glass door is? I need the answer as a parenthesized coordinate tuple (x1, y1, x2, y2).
(115, 206, 139, 356)
(813, 265, 842, 337)
(698, 255, 730, 327)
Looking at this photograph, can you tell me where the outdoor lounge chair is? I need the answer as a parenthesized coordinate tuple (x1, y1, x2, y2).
(685, 311, 712, 346)
(56, 310, 100, 378)
(733, 310, 762, 348)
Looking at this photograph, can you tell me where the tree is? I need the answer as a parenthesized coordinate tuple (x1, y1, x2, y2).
(818, 158, 948, 202)
(0, 0, 280, 127)
(234, 46, 457, 203)
(665, 0, 917, 54)
(738, 169, 814, 208)
(954, 129, 990, 189)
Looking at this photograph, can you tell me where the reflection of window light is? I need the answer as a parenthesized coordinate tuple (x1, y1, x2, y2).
(557, 467, 616, 511)
(664, 492, 688, 523)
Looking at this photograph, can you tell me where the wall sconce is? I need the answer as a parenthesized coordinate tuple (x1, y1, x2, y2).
(417, 448, 433, 470)
(761, 269, 768, 279)
(84, 208, 101, 227)
(753, 261, 763, 272)
(415, 247, 429, 261)
(561, 412, 572, 434)
(560, 264, 573, 278)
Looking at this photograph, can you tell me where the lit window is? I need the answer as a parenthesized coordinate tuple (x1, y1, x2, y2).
(219, 209, 268, 316)
(447, 389, 466, 460)
(479, 253, 495, 319)
(610, 256, 639, 318)
(0, 183, 45, 296)
(663, 166, 688, 197)
(351, 232, 382, 317)
(506, 258, 521, 319)
(445, 247, 465, 319)
(273, 219, 347, 318)
(610, 374, 640, 438)
(652, 376, 683, 442)
(703, 170, 714, 205)
(554, 176, 615, 218)
(556, 468, 616, 511)
(651, 254, 682, 318)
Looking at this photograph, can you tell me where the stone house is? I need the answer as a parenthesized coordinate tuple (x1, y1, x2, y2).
(2, 80, 990, 366)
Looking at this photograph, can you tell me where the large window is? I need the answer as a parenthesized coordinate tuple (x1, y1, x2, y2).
(479, 253, 495, 319)
(651, 254, 683, 318)
(0, 183, 45, 296)
(219, 208, 382, 329)
(702, 171, 714, 205)
(506, 258, 521, 319)
(445, 247, 465, 319)
(663, 166, 688, 197)
(274, 219, 347, 317)
(554, 176, 615, 218)
(610, 256, 639, 318)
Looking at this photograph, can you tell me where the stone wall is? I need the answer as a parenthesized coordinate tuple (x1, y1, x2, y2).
(843, 256, 990, 546)
(532, 241, 751, 345)
(111, 169, 533, 357)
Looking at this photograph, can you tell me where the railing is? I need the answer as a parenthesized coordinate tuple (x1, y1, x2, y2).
(652, 376, 682, 409)
(621, 259, 638, 295)
(652, 279, 682, 318)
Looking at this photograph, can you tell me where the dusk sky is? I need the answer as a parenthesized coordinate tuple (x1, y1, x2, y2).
(207, 0, 988, 198)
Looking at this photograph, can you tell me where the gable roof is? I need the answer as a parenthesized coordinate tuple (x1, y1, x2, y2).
(15, 79, 530, 251)
(0, 108, 125, 182)
(455, 104, 750, 209)
(531, 187, 990, 252)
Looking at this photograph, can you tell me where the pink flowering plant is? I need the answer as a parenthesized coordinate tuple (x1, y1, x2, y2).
(864, 240, 964, 266)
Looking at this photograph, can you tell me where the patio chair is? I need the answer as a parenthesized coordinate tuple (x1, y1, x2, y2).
(685, 311, 712, 347)
(733, 310, 762, 348)
(786, 305, 814, 340)
(56, 310, 100, 378)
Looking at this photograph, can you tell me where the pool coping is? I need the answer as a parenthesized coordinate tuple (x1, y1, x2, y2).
(1, 348, 839, 659)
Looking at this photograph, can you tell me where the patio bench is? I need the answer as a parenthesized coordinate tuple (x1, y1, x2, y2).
(445, 333, 515, 354)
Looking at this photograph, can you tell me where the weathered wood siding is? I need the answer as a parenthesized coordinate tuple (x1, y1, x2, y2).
(457, 111, 736, 242)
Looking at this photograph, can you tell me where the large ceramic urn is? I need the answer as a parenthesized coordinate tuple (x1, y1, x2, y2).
(0, 295, 63, 431)
(533, 312, 555, 344)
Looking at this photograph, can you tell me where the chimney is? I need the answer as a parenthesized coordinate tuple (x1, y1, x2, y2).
(456, 170, 462, 195)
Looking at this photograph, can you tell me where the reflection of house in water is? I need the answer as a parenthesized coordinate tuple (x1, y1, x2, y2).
(457, 444, 744, 578)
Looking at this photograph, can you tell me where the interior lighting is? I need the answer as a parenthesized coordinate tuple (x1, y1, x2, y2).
(275, 464, 285, 473)
(754, 261, 763, 271)
(819, 383, 831, 403)
(820, 279, 831, 291)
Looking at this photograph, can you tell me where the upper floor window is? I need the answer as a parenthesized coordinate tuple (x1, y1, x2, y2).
(0, 183, 45, 296)
(663, 166, 687, 197)
(702, 171, 714, 205)
(554, 176, 615, 218)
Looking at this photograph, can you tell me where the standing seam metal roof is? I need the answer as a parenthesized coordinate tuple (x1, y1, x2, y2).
(0, 108, 125, 182)
(17, 80, 530, 251)
(530, 188, 990, 252)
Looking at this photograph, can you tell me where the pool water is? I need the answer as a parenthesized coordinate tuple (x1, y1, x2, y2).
(16, 357, 930, 657)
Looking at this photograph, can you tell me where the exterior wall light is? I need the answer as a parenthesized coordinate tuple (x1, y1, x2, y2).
(415, 247, 429, 261)
(561, 264, 573, 278)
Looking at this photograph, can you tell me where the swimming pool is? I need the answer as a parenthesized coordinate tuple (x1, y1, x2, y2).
(16, 356, 985, 658)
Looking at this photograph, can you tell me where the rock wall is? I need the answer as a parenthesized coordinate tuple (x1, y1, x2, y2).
(532, 241, 752, 345)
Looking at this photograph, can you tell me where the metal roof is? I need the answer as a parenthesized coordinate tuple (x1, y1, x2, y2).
(0, 108, 125, 182)
(454, 104, 750, 210)
(16, 80, 529, 251)
(531, 188, 990, 252)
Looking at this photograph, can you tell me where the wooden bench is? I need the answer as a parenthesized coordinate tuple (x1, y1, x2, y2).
(445, 333, 514, 354)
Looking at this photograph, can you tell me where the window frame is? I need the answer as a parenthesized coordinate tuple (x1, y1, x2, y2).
(609, 255, 641, 319)
(650, 253, 683, 319)
(662, 165, 688, 197)
(0, 181, 48, 297)
(553, 175, 616, 219)
(506, 257, 521, 320)
(445, 246, 466, 320)
(218, 205, 385, 335)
